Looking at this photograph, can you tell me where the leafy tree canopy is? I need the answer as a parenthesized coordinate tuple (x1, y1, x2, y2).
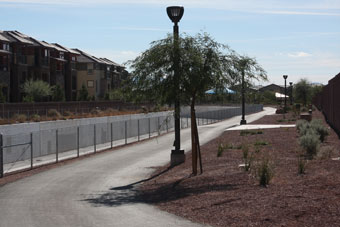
(22, 79, 51, 102)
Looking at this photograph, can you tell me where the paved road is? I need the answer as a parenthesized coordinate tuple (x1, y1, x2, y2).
(0, 107, 275, 227)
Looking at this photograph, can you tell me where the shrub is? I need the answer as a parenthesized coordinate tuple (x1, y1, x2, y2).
(47, 109, 61, 119)
(240, 130, 263, 136)
(297, 156, 306, 174)
(63, 110, 73, 117)
(296, 120, 308, 134)
(51, 85, 65, 102)
(13, 114, 27, 123)
(22, 79, 51, 102)
(78, 84, 89, 101)
(30, 114, 40, 122)
(310, 119, 329, 143)
(254, 140, 269, 146)
(242, 145, 253, 171)
(317, 146, 334, 160)
(90, 108, 101, 115)
(299, 130, 320, 159)
(217, 143, 225, 157)
(256, 154, 274, 186)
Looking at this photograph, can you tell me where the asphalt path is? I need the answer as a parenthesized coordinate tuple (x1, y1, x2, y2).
(0, 107, 275, 227)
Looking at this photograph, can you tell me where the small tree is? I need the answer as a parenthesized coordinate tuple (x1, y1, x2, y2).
(294, 78, 312, 106)
(51, 84, 65, 102)
(22, 79, 51, 102)
(78, 84, 89, 101)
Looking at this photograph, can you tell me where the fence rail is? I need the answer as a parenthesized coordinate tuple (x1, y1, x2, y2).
(0, 104, 263, 177)
(313, 73, 340, 135)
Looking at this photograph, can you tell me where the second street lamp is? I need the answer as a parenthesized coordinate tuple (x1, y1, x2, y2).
(167, 6, 185, 166)
(283, 75, 288, 113)
(240, 70, 247, 125)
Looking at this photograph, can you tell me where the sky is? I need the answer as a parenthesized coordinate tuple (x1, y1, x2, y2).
(0, 0, 339, 85)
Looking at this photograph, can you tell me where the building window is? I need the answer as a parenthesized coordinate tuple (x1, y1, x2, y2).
(2, 43, 9, 51)
(44, 49, 49, 57)
(71, 56, 76, 61)
(87, 63, 93, 75)
(59, 52, 64, 59)
(87, 80, 94, 88)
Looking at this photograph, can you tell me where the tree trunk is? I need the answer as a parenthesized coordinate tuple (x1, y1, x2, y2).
(191, 99, 197, 175)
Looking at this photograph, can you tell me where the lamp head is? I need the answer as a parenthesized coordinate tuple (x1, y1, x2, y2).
(283, 75, 288, 79)
(289, 82, 293, 86)
(167, 6, 184, 24)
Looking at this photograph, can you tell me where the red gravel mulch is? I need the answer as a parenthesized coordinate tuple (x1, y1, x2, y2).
(139, 109, 340, 227)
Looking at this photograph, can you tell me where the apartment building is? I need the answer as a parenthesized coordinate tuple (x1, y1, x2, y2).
(0, 30, 126, 102)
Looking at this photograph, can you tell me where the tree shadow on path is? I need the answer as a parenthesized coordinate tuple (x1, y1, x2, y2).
(82, 166, 237, 207)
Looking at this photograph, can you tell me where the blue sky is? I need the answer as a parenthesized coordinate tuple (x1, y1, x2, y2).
(1, 0, 339, 85)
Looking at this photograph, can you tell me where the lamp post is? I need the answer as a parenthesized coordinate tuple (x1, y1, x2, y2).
(240, 70, 247, 125)
(289, 82, 293, 105)
(283, 75, 288, 113)
(167, 6, 185, 166)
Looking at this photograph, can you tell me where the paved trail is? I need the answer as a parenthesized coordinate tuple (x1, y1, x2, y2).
(0, 108, 275, 227)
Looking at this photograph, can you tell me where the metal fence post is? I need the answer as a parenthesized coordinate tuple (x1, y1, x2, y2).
(158, 117, 160, 135)
(148, 118, 151, 138)
(110, 122, 113, 149)
(30, 133, 33, 170)
(138, 119, 140, 141)
(94, 125, 96, 153)
(166, 118, 168, 132)
(56, 129, 58, 163)
(125, 121, 127, 144)
(77, 126, 80, 157)
(0, 134, 3, 178)
(187, 117, 189, 128)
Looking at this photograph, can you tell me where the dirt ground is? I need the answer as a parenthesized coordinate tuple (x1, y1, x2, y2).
(139, 109, 340, 227)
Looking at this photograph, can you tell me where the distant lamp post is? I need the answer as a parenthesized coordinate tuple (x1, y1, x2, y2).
(289, 82, 293, 105)
(167, 6, 185, 166)
(283, 75, 288, 112)
(240, 70, 247, 125)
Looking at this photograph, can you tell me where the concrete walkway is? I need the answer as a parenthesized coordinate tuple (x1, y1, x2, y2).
(0, 107, 275, 227)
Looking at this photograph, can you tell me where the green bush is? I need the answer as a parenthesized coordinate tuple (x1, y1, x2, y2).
(78, 84, 89, 101)
(256, 155, 274, 186)
(310, 119, 329, 143)
(63, 111, 73, 117)
(254, 140, 269, 146)
(299, 130, 320, 159)
(22, 79, 51, 102)
(51, 85, 65, 102)
(296, 120, 308, 135)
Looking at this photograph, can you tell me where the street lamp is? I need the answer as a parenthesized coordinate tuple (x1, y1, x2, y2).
(167, 6, 185, 166)
(240, 70, 247, 125)
(289, 82, 293, 105)
(283, 75, 288, 112)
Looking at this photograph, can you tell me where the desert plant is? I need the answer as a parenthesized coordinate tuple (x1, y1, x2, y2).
(30, 114, 40, 122)
(317, 145, 334, 160)
(242, 145, 253, 171)
(299, 130, 320, 159)
(78, 84, 89, 101)
(51, 84, 65, 102)
(256, 154, 274, 186)
(63, 110, 73, 117)
(90, 108, 101, 115)
(240, 130, 263, 136)
(47, 109, 61, 119)
(217, 143, 225, 157)
(297, 153, 307, 174)
(296, 120, 308, 134)
(13, 114, 27, 123)
(254, 140, 269, 146)
(310, 119, 329, 143)
(22, 79, 51, 102)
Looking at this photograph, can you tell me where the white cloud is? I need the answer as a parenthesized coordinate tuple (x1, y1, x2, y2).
(82, 49, 140, 65)
(287, 52, 312, 58)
